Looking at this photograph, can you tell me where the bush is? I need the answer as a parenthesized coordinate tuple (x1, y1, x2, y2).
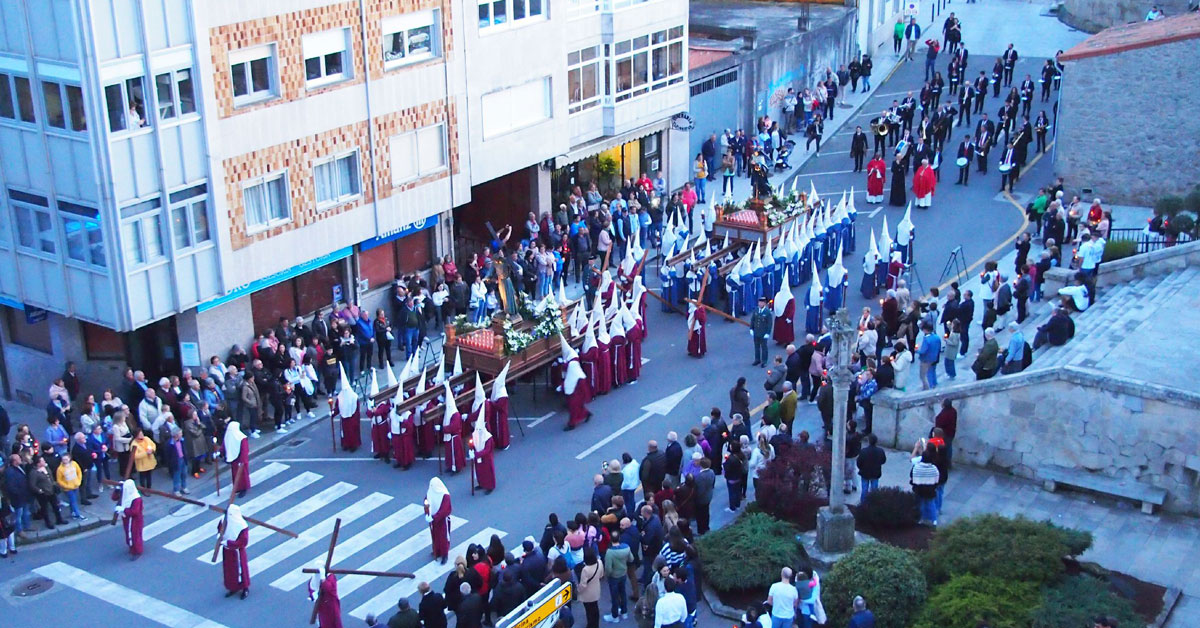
(754, 445, 831, 529)
(1030, 575, 1141, 628)
(913, 574, 1040, 628)
(822, 543, 927, 628)
(1048, 522, 1093, 556)
(853, 487, 920, 530)
(924, 515, 1068, 585)
(695, 512, 803, 593)
(1102, 239, 1137, 262)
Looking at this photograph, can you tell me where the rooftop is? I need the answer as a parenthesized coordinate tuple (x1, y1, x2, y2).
(1058, 11, 1200, 61)
(688, 0, 848, 49)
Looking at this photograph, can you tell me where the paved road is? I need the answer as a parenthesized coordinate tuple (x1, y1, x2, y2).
(3, 4, 1085, 627)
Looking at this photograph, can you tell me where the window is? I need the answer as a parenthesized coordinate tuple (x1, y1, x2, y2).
(120, 198, 164, 266)
(230, 45, 277, 106)
(481, 78, 551, 138)
(0, 73, 36, 123)
(314, 152, 361, 208)
(154, 68, 196, 120)
(568, 46, 602, 114)
(612, 27, 684, 102)
(383, 11, 440, 69)
(103, 76, 149, 133)
(11, 190, 55, 255)
(242, 173, 290, 230)
(389, 124, 446, 186)
(41, 81, 86, 131)
(4, 307, 52, 353)
(59, 201, 105, 267)
(168, 184, 211, 249)
(478, 0, 543, 30)
(303, 29, 350, 88)
(611, 0, 649, 9)
(83, 322, 126, 360)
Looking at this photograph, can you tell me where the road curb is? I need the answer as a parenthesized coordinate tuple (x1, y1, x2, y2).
(13, 515, 107, 547)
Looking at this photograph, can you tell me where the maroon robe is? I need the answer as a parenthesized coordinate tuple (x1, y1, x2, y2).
(427, 494, 452, 559)
(567, 378, 593, 427)
(687, 309, 707, 357)
(442, 412, 466, 473)
(593, 341, 613, 394)
(391, 411, 416, 468)
(473, 438, 496, 491)
(610, 334, 630, 386)
(315, 574, 343, 628)
(221, 528, 250, 593)
(416, 404, 436, 457)
(637, 294, 648, 337)
(887, 260, 904, 290)
(368, 402, 391, 460)
(772, 299, 796, 345)
(117, 495, 143, 556)
(467, 401, 489, 436)
(334, 400, 362, 452)
(626, 322, 644, 381)
(228, 439, 251, 494)
(488, 397, 511, 450)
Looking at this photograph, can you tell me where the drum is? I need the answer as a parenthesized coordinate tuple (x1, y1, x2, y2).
(998, 164, 1012, 173)
(956, 157, 969, 167)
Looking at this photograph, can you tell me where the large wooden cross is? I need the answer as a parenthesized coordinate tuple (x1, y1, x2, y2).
(303, 518, 415, 624)
(101, 479, 296, 541)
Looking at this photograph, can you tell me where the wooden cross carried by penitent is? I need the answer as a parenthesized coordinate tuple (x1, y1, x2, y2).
(303, 519, 415, 624)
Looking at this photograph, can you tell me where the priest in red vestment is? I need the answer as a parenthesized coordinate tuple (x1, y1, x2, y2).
(113, 479, 143, 557)
(488, 362, 512, 450)
(425, 477, 452, 564)
(308, 564, 343, 628)
(332, 367, 361, 453)
(471, 418, 497, 494)
(560, 335, 593, 431)
(609, 315, 629, 387)
(219, 503, 251, 599)
(440, 382, 466, 473)
(866, 153, 886, 204)
(593, 317, 613, 395)
(687, 303, 707, 357)
(223, 421, 251, 497)
(912, 158, 937, 208)
(771, 269, 796, 345)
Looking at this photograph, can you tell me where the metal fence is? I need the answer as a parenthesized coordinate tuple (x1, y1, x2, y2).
(1107, 227, 1193, 255)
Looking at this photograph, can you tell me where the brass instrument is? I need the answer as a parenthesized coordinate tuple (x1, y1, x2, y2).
(870, 117, 889, 137)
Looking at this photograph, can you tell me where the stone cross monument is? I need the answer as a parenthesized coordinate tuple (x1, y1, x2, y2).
(816, 307, 856, 553)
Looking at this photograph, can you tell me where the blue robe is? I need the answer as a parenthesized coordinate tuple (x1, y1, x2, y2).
(840, 217, 854, 253)
(824, 226, 838, 265)
(824, 278, 847, 314)
(805, 298, 823, 335)
(726, 276, 743, 316)
(772, 255, 788, 292)
(799, 245, 813, 284)
(740, 269, 756, 314)
(762, 260, 776, 299)
(788, 254, 802, 286)
(812, 234, 827, 269)
(898, 239, 913, 264)
(705, 264, 720, 307)
(874, 259, 888, 289)
(750, 267, 765, 312)
(845, 215, 857, 252)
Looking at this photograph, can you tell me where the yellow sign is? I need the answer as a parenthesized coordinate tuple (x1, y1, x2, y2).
(507, 582, 573, 628)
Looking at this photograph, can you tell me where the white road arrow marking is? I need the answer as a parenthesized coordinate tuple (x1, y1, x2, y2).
(575, 385, 696, 460)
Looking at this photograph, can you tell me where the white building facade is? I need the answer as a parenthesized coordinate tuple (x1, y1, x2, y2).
(0, 0, 688, 404)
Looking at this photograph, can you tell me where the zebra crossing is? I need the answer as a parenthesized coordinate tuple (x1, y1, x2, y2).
(139, 462, 508, 622)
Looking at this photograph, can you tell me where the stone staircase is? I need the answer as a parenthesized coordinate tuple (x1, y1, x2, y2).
(1031, 266, 1200, 370)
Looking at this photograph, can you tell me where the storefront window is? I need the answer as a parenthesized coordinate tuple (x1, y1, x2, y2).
(5, 307, 52, 353)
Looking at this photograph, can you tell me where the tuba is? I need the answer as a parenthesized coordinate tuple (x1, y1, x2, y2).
(870, 117, 889, 137)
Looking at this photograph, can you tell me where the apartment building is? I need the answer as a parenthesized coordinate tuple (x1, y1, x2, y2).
(0, 0, 688, 404)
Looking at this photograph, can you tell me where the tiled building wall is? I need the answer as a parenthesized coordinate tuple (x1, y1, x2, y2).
(372, 99, 460, 200)
(365, 0, 455, 80)
(208, 1, 368, 119)
(221, 120, 373, 250)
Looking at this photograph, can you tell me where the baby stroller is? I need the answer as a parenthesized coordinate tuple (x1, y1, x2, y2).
(774, 139, 796, 171)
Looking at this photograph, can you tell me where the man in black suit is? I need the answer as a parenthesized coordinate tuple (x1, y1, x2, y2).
(418, 581, 447, 628)
(998, 142, 1018, 192)
(1019, 75, 1035, 117)
(973, 72, 989, 114)
(957, 83, 974, 126)
(1002, 44, 1019, 86)
(956, 136, 975, 185)
(956, 290, 975, 356)
(850, 126, 869, 172)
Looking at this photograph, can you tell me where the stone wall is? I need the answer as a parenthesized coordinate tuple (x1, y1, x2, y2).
(872, 367, 1200, 514)
(1043, 239, 1200, 296)
(1055, 38, 1200, 205)
(1059, 0, 1193, 33)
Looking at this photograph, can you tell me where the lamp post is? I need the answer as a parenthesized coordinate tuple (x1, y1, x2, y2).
(816, 307, 856, 553)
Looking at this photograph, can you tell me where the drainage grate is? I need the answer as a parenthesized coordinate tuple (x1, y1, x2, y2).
(12, 577, 54, 597)
(286, 438, 309, 448)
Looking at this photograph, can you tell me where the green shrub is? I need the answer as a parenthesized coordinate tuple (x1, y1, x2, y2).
(1102, 239, 1137, 262)
(695, 512, 803, 593)
(924, 515, 1068, 585)
(853, 487, 920, 530)
(822, 543, 927, 628)
(914, 574, 1040, 628)
(1048, 523, 1093, 556)
(1031, 575, 1141, 628)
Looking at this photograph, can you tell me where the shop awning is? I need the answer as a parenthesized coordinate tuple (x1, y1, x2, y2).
(555, 118, 673, 169)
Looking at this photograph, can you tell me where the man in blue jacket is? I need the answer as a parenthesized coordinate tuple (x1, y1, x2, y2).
(518, 539, 547, 597)
(3, 454, 32, 534)
(904, 19, 922, 61)
(917, 321, 942, 390)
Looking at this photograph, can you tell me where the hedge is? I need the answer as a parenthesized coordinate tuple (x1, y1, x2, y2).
(913, 574, 1040, 628)
(923, 515, 1070, 585)
(821, 542, 927, 628)
(695, 512, 803, 593)
(853, 487, 920, 530)
(1030, 575, 1141, 628)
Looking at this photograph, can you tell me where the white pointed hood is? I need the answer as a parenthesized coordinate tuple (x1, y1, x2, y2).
(597, 316, 612, 345)
(221, 504, 249, 544)
(848, 188, 858, 217)
(791, 175, 800, 197)
(433, 357, 446, 385)
(119, 478, 141, 510)
(426, 477, 449, 513)
(620, 240, 636, 276)
(630, 276, 646, 310)
(442, 381, 460, 425)
(383, 362, 398, 388)
(223, 420, 246, 463)
(559, 333, 579, 362)
(865, 229, 881, 273)
(583, 320, 598, 353)
(618, 300, 636, 331)
(490, 361, 510, 401)
(471, 413, 492, 450)
(880, 215, 893, 255)
(570, 303, 587, 335)
(764, 236, 776, 266)
(609, 310, 627, 339)
(661, 222, 677, 259)
(773, 270, 794, 316)
(809, 180, 820, 208)
(828, 241, 848, 287)
(599, 270, 613, 294)
(336, 366, 358, 418)
(416, 367, 428, 394)
(558, 279, 570, 308)
(367, 368, 380, 399)
(808, 261, 823, 306)
(471, 373, 487, 413)
(751, 242, 764, 272)
(452, 348, 464, 377)
(720, 232, 730, 252)
(897, 203, 914, 245)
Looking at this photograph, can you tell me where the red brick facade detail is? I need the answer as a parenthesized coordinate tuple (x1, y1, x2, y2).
(209, 1, 454, 119)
